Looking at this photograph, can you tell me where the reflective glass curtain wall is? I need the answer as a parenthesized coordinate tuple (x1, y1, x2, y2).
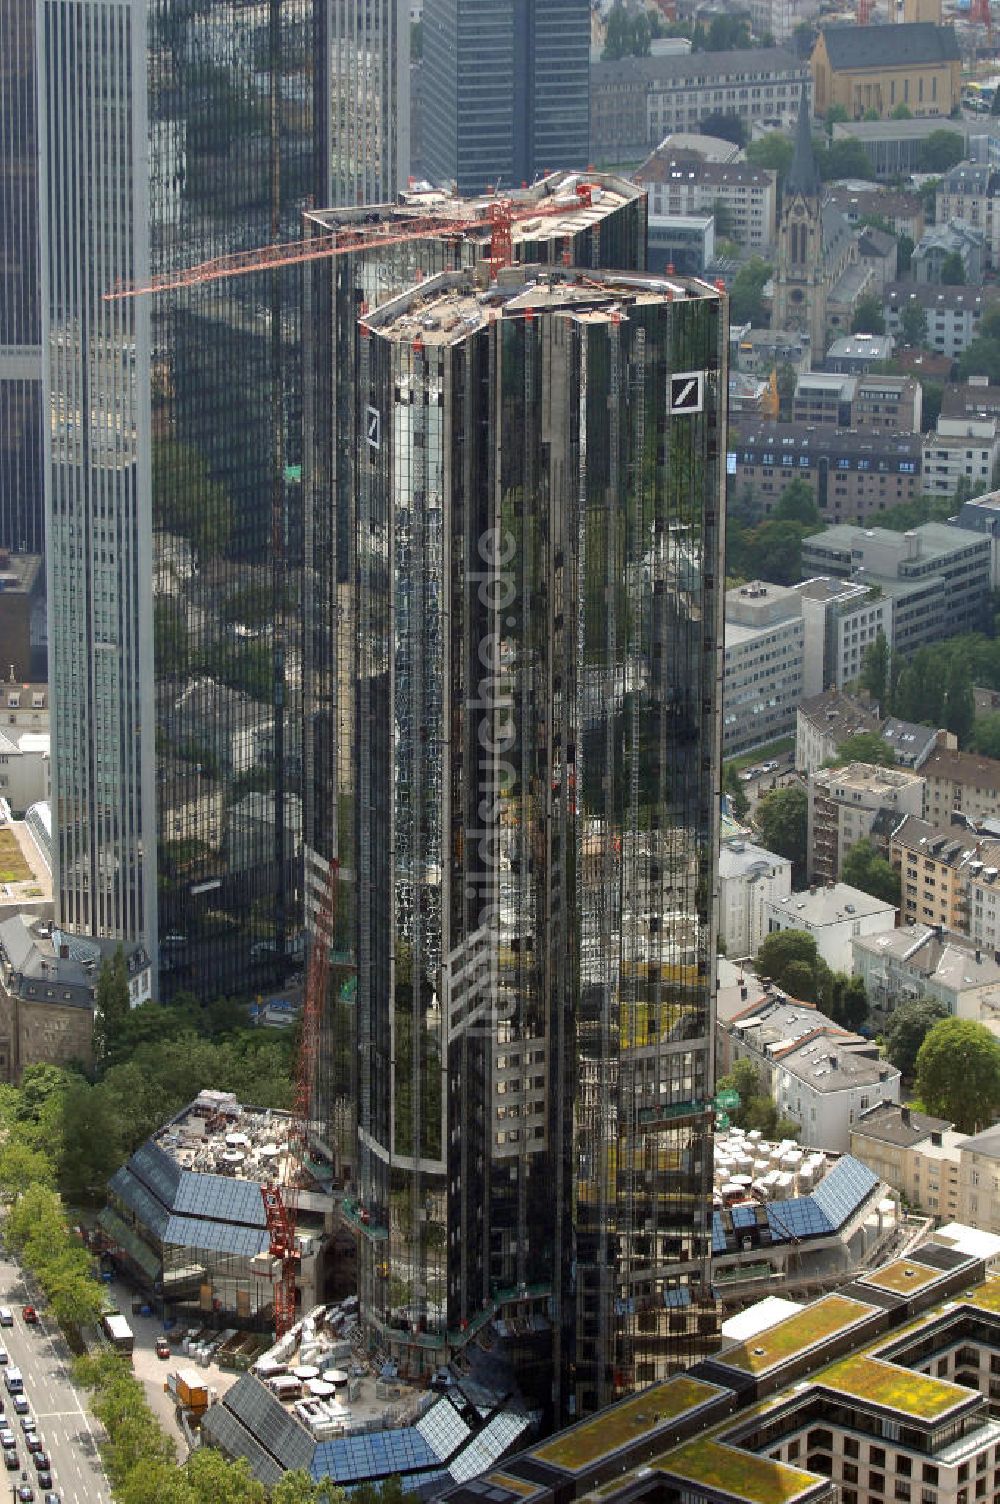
(38, 0, 407, 989)
(354, 268, 724, 1421)
(0, 0, 44, 554)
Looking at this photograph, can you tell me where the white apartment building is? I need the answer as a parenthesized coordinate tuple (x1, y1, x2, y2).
(795, 690, 881, 776)
(723, 581, 805, 756)
(635, 156, 777, 250)
(718, 838, 793, 958)
(852, 924, 1000, 1020)
(773, 1033, 900, 1152)
(808, 761, 925, 884)
(923, 415, 1000, 499)
(965, 840, 1000, 956)
(792, 577, 893, 696)
(851, 1103, 964, 1222)
(884, 282, 996, 360)
(936, 163, 1000, 269)
(0, 732, 49, 818)
(762, 881, 897, 973)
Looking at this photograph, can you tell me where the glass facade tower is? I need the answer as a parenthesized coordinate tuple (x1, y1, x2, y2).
(0, 0, 44, 554)
(335, 262, 724, 1421)
(36, 0, 408, 989)
(422, 0, 589, 196)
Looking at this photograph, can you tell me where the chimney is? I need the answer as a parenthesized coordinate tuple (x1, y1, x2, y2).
(931, 1130, 943, 1147)
(901, 1106, 911, 1125)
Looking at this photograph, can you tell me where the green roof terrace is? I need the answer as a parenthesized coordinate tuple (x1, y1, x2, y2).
(818, 1354, 973, 1420)
(655, 1438, 825, 1504)
(861, 1260, 946, 1297)
(718, 1294, 876, 1376)
(531, 1374, 723, 1472)
(963, 1278, 1000, 1315)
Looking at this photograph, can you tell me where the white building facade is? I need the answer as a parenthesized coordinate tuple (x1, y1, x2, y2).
(718, 839, 793, 958)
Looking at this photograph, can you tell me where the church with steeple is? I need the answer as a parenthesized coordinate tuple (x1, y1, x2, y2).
(770, 89, 870, 355)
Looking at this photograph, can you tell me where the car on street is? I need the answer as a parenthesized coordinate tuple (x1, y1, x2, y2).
(24, 1436, 41, 1454)
(17, 1484, 33, 1503)
(13, 1397, 28, 1415)
(36, 1475, 51, 1493)
(44, 1494, 60, 1504)
(0, 1309, 14, 1327)
(20, 1418, 35, 1436)
(155, 1336, 171, 1359)
(32, 1454, 48, 1473)
(3, 1447, 17, 1469)
(21, 1307, 36, 1326)
(0, 1427, 15, 1448)
(0, 1345, 10, 1364)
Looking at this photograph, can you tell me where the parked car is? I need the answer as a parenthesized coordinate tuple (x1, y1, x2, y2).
(155, 1337, 171, 1360)
(25, 1439, 41, 1456)
(0, 1310, 14, 1328)
(21, 1307, 37, 1326)
(0, 1428, 15, 1449)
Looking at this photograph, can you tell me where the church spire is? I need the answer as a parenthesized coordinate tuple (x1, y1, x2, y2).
(785, 85, 820, 200)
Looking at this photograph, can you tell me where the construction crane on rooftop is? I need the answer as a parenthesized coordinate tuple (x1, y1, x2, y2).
(103, 189, 599, 302)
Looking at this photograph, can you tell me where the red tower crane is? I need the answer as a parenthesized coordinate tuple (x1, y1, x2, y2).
(971, 0, 993, 40)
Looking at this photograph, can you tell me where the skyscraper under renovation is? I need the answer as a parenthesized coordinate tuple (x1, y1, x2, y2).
(36, 0, 408, 991)
(422, 0, 589, 196)
(330, 258, 724, 1421)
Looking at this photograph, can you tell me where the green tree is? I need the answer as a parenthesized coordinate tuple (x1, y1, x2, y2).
(184, 1449, 267, 1504)
(897, 234, 914, 277)
(959, 335, 1000, 384)
(773, 477, 820, 524)
(890, 102, 913, 119)
(754, 783, 808, 879)
(883, 996, 950, 1077)
(729, 257, 772, 324)
(602, 3, 631, 58)
(777, 361, 797, 419)
(700, 111, 747, 148)
(746, 135, 794, 190)
(755, 928, 822, 994)
(723, 763, 750, 822)
(825, 102, 849, 127)
(920, 381, 943, 432)
(152, 437, 233, 558)
(840, 837, 901, 907)
(851, 295, 886, 335)
(94, 945, 131, 1060)
(940, 250, 966, 286)
(918, 131, 965, 174)
(900, 301, 928, 347)
(0, 1140, 54, 1198)
(943, 654, 975, 744)
(816, 137, 874, 181)
(970, 711, 1000, 758)
(57, 1079, 124, 1202)
(859, 630, 891, 708)
(834, 732, 895, 767)
(824, 972, 869, 1032)
(916, 1017, 1000, 1133)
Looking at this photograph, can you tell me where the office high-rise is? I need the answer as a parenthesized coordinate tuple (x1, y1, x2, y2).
(36, 0, 408, 989)
(336, 262, 724, 1420)
(422, 0, 589, 196)
(0, 0, 44, 554)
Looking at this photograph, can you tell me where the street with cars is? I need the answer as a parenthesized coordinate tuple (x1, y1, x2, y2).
(0, 1265, 110, 1504)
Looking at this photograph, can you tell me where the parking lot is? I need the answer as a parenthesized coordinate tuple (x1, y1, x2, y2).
(0, 1260, 110, 1504)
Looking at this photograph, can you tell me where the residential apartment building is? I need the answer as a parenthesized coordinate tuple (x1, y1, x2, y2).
(921, 745, 1000, 827)
(825, 333, 895, 375)
(793, 579, 892, 696)
(590, 49, 810, 162)
(923, 416, 1000, 499)
(718, 838, 793, 958)
(731, 424, 923, 523)
(439, 1243, 1000, 1504)
(913, 219, 987, 286)
(825, 185, 926, 242)
(808, 761, 925, 884)
(796, 690, 881, 775)
(347, 265, 726, 1419)
(763, 882, 897, 973)
(723, 581, 805, 755)
(852, 924, 1000, 1019)
(956, 1126, 1000, 1233)
(812, 22, 962, 120)
(772, 1030, 900, 1151)
(964, 842, 1000, 957)
(851, 1103, 963, 1222)
(800, 524, 992, 654)
(889, 815, 977, 931)
(634, 154, 777, 251)
(884, 283, 998, 360)
(423, 0, 588, 194)
(792, 373, 856, 428)
(880, 718, 939, 770)
(936, 164, 1000, 269)
(853, 375, 923, 435)
(942, 381, 1000, 422)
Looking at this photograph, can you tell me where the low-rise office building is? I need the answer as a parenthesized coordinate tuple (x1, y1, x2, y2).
(719, 838, 793, 959)
(831, 114, 976, 178)
(889, 814, 978, 931)
(634, 153, 778, 250)
(950, 491, 1000, 588)
(884, 282, 997, 359)
(792, 578, 892, 696)
(762, 882, 897, 974)
(921, 744, 1000, 827)
(731, 424, 923, 523)
(808, 761, 925, 883)
(791, 372, 856, 428)
(851, 1103, 964, 1221)
(852, 923, 1000, 1019)
(724, 581, 805, 755)
(853, 374, 922, 435)
(923, 415, 1000, 499)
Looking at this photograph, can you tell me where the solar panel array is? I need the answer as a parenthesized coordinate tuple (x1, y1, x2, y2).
(447, 1413, 530, 1483)
(312, 1427, 439, 1483)
(416, 1397, 472, 1459)
(225, 1374, 316, 1471)
(812, 1155, 879, 1227)
(175, 1170, 267, 1226)
(164, 1213, 271, 1259)
(766, 1198, 833, 1241)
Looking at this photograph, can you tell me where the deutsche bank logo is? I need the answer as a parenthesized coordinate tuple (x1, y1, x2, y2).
(366, 406, 381, 449)
(669, 371, 704, 415)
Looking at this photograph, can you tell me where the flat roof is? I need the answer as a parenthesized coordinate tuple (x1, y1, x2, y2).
(532, 1375, 723, 1471)
(818, 1354, 971, 1420)
(861, 1260, 946, 1296)
(655, 1439, 822, 1504)
(717, 1294, 875, 1376)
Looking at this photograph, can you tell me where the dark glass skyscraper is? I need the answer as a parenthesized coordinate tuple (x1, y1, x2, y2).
(37, 0, 408, 989)
(422, 0, 589, 196)
(330, 258, 724, 1421)
(0, 0, 44, 554)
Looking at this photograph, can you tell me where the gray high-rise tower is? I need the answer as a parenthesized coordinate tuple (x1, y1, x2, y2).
(37, 0, 408, 989)
(422, 0, 589, 196)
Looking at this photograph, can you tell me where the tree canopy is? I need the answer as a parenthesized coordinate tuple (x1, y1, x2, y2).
(715, 1057, 801, 1139)
(859, 630, 890, 707)
(729, 257, 771, 323)
(754, 784, 807, 879)
(833, 732, 894, 768)
(94, 945, 131, 1061)
(916, 1017, 1000, 1134)
(851, 295, 885, 335)
(883, 996, 950, 1077)
(840, 837, 901, 908)
(940, 250, 966, 286)
(917, 131, 965, 174)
